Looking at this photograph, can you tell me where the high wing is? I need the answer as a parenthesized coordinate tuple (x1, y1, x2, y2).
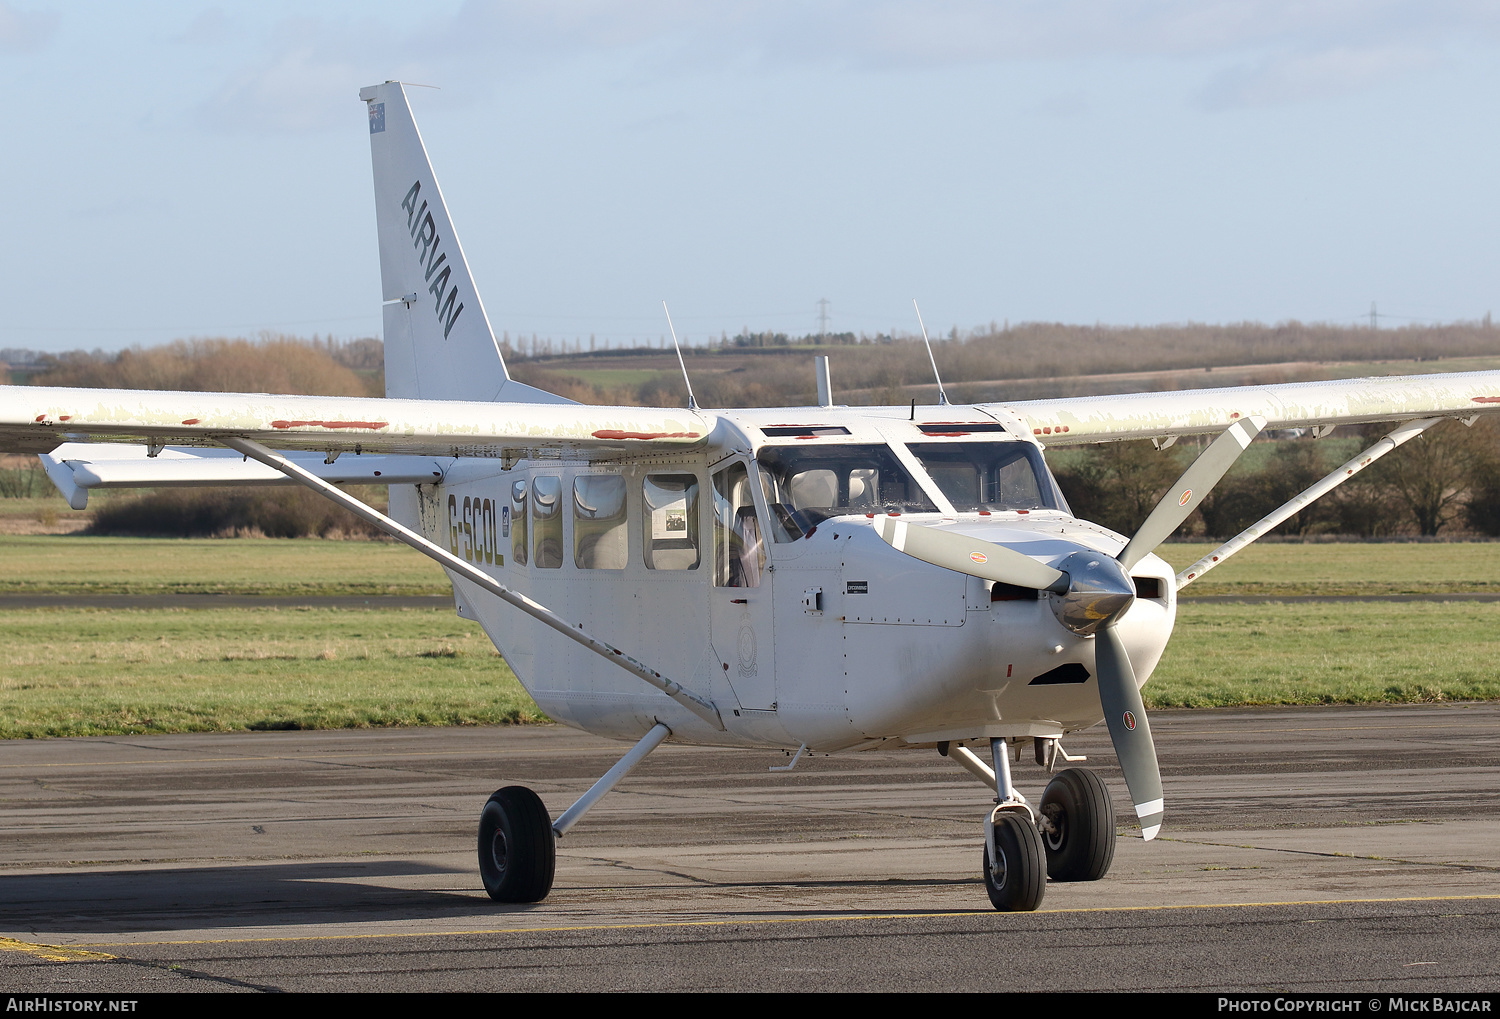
(0, 385, 712, 459)
(991, 371, 1500, 444)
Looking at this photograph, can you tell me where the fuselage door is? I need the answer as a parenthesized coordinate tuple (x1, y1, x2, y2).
(709, 459, 777, 711)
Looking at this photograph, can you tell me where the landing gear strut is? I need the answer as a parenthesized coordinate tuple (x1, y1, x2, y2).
(477, 722, 673, 904)
(944, 737, 1117, 911)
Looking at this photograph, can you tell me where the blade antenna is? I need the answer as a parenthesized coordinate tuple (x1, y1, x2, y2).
(662, 301, 698, 410)
(912, 299, 949, 406)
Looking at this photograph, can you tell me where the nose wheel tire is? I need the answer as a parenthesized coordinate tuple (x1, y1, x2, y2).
(1040, 767, 1116, 882)
(982, 812, 1046, 912)
(478, 785, 556, 903)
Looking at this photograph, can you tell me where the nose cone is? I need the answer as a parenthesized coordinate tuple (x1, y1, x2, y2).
(1051, 550, 1136, 636)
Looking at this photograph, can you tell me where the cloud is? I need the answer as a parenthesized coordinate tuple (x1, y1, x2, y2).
(0, 2, 58, 53)
(204, 47, 365, 133)
(1199, 44, 1438, 109)
(432, 1, 1500, 66)
(195, 16, 419, 134)
(176, 7, 231, 47)
(192, 1, 1500, 133)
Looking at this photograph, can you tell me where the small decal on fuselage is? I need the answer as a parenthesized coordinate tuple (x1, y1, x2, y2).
(846, 580, 868, 594)
(369, 102, 385, 133)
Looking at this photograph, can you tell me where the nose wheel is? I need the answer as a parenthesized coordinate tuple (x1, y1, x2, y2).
(966, 739, 1118, 911)
(982, 811, 1046, 911)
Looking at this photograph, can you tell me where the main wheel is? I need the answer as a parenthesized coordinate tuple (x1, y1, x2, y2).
(478, 786, 556, 903)
(1040, 767, 1116, 882)
(982, 812, 1046, 912)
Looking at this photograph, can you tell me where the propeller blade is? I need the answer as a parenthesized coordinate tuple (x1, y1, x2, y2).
(1117, 416, 1266, 571)
(873, 516, 1067, 592)
(1095, 624, 1164, 840)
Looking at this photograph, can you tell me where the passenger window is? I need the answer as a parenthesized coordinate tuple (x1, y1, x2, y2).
(532, 475, 563, 569)
(574, 475, 627, 570)
(643, 473, 700, 570)
(713, 462, 765, 588)
(510, 480, 528, 567)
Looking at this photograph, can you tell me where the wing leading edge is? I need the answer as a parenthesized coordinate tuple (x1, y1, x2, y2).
(994, 371, 1500, 445)
(0, 385, 713, 459)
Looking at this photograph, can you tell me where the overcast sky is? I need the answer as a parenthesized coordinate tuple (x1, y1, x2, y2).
(4, 1, 1499, 353)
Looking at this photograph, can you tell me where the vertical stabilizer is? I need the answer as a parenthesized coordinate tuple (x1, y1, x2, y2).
(360, 82, 568, 405)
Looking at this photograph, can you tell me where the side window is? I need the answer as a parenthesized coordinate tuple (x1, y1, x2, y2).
(574, 474, 627, 570)
(510, 480, 528, 567)
(532, 475, 563, 569)
(643, 473, 699, 570)
(712, 462, 765, 588)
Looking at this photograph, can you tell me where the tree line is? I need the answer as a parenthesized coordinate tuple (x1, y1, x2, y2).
(1053, 419, 1500, 539)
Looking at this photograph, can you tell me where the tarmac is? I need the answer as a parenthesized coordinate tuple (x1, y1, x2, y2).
(2, 703, 1498, 992)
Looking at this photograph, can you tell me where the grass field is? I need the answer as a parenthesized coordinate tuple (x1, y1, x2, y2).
(0, 605, 535, 738)
(1, 535, 1498, 737)
(1147, 601, 1500, 708)
(3, 534, 1496, 597)
(1160, 541, 1500, 596)
(0, 535, 449, 595)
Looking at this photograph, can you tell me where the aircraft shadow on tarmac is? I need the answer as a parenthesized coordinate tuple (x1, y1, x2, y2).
(0, 859, 540, 934)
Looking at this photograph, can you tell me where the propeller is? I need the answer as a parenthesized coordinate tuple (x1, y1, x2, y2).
(878, 416, 1265, 839)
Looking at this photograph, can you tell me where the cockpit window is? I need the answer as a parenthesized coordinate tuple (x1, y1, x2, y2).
(756, 444, 937, 541)
(906, 441, 1065, 513)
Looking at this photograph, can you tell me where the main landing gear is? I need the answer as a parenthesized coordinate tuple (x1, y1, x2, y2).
(944, 737, 1116, 912)
(477, 721, 673, 904)
(478, 786, 555, 902)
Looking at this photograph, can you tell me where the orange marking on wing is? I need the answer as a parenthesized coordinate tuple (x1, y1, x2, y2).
(270, 420, 389, 430)
(591, 429, 701, 440)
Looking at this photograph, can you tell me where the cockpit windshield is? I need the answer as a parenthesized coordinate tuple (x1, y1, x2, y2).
(756, 444, 937, 541)
(906, 441, 1066, 513)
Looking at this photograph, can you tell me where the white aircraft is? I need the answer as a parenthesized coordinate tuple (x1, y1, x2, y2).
(4, 82, 1499, 911)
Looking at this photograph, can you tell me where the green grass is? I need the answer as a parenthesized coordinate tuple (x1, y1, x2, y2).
(2, 537, 1498, 738)
(1159, 541, 1500, 596)
(0, 536, 450, 596)
(0, 606, 543, 738)
(4, 535, 1497, 598)
(1147, 601, 1500, 707)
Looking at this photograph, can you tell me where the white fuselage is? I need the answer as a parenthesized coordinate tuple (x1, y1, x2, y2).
(410, 405, 1178, 754)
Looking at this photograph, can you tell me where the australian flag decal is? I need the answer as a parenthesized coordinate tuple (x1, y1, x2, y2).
(369, 102, 386, 134)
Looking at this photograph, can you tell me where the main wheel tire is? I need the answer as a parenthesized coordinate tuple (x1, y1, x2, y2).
(982, 812, 1046, 912)
(478, 786, 556, 903)
(1040, 767, 1116, 882)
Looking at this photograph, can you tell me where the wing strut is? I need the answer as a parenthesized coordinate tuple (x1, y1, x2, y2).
(1175, 417, 1442, 590)
(220, 436, 725, 732)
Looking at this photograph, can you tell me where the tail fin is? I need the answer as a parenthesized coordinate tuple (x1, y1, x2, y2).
(360, 82, 568, 405)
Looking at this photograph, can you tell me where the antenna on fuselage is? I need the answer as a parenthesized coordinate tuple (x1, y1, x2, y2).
(661, 301, 698, 410)
(912, 298, 949, 406)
